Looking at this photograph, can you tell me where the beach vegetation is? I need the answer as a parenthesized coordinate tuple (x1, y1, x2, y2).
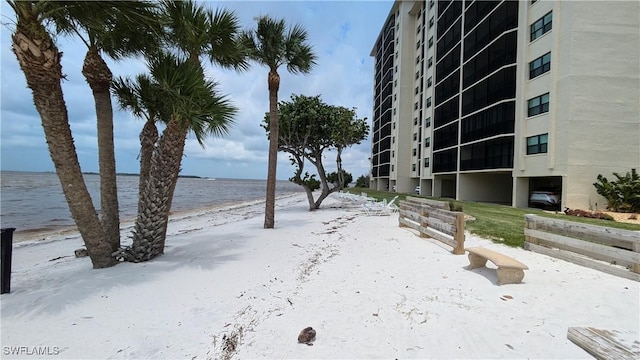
(327, 170, 353, 188)
(239, 16, 317, 228)
(52, 1, 163, 254)
(6, 1, 159, 268)
(355, 175, 370, 188)
(115, 53, 236, 263)
(112, 1, 244, 262)
(266, 94, 368, 210)
(593, 168, 640, 213)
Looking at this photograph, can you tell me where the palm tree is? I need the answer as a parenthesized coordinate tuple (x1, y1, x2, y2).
(114, 53, 236, 262)
(111, 74, 160, 218)
(240, 16, 317, 229)
(7, 1, 115, 268)
(53, 1, 162, 254)
(152, 0, 247, 245)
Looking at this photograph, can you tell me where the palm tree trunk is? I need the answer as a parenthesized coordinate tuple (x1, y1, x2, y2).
(264, 70, 280, 228)
(137, 118, 158, 215)
(82, 47, 120, 253)
(11, 25, 115, 268)
(128, 120, 186, 262)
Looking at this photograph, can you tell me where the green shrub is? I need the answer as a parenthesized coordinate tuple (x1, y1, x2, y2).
(449, 201, 463, 212)
(355, 174, 369, 188)
(593, 168, 640, 212)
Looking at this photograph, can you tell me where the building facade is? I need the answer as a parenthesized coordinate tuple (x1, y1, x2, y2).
(369, 0, 640, 210)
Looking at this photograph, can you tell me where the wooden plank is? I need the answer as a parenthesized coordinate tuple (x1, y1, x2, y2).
(424, 209, 457, 224)
(424, 207, 457, 223)
(426, 217, 456, 236)
(453, 212, 465, 255)
(406, 196, 450, 210)
(567, 327, 639, 360)
(399, 217, 421, 232)
(525, 214, 640, 248)
(422, 227, 457, 249)
(525, 228, 640, 264)
(533, 239, 634, 269)
(399, 208, 422, 223)
(525, 243, 640, 282)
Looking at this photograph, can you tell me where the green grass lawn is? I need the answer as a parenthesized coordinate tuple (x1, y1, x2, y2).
(347, 187, 640, 248)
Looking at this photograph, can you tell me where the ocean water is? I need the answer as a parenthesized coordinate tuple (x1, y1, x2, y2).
(0, 171, 303, 234)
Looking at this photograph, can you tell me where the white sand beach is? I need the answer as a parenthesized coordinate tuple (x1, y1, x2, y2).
(1, 193, 638, 359)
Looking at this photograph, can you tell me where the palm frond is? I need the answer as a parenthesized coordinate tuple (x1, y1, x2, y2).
(206, 8, 249, 71)
(47, 1, 163, 58)
(244, 15, 317, 74)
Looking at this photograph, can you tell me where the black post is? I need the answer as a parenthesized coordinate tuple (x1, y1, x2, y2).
(1, 227, 16, 294)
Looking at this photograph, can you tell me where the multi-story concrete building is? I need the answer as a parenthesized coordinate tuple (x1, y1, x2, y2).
(370, 0, 639, 210)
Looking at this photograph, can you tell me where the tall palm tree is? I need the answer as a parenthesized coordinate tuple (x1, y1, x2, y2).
(53, 1, 162, 254)
(153, 0, 247, 244)
(240, 16, 317, 229)
(114, 53, 236, 262)
(7, 1, 115, 268)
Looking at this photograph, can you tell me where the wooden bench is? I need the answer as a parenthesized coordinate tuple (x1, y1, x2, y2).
(466, 247, 529, 285)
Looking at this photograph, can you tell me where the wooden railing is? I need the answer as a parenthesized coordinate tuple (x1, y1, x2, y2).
(524, 214, 640, 281)
(398, 196, 465, 255)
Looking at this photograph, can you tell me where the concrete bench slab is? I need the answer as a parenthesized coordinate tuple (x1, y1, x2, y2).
(466, 247, 529, 285)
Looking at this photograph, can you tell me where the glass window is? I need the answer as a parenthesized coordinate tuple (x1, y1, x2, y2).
(427, 76, 433, 87)
(428, 57, 433, 68)
(412, 163, 417, 171)
(526, 133, 548, 154)
(527, 93, 550, 116)
(529, 52, 551, 79)
(414, 117, 418, 125)
(413, 148, 417, 156)
(428, 37, 434, 48)
(413, 132, 418, 140)
(425, 117, 431, 127)
(531, 11, 552, 41)
(426, 97, 432, 107)
(425, 137, 431, 147)
(429, 17, 434, 29)
(424, 157, 430, 167)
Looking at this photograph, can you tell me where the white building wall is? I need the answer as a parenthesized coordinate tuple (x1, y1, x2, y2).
(560, 1, 639, 209)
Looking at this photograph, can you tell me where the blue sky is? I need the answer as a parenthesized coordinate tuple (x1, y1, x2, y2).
(0, 1, 393, 180)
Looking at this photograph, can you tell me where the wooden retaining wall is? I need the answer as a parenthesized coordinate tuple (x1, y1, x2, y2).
(524, 214, 640, 281)
(398, 196, 465, 255)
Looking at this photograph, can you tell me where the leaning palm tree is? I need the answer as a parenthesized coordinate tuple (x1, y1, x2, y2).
(111, 74, 161, 217)
(7, 1, 115, 268)
(240, 16, 317, 229)
(52, 1, 162, 253)
(153, 0, 247, 244)
(115, 53, 236, 262)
